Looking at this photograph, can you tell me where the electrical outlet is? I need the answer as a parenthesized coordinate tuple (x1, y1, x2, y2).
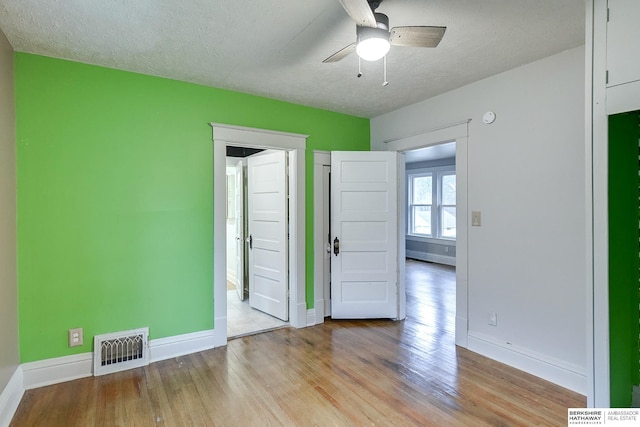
(488, 312, 498, 327)
(68, 328, 83, 347)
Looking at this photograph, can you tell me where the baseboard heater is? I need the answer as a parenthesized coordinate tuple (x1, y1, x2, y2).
(93, 327, 149, 376)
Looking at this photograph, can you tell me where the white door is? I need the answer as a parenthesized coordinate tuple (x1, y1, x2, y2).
(247, 150, 288, 321)
(331, 151, 398, 319)
(234, 160, 245, 301)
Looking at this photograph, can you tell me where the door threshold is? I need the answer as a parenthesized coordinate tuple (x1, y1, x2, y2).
(228, 324, 290, 340)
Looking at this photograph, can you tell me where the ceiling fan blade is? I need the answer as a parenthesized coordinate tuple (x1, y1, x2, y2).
(323, 43, 357, 63)
(390, 26, 447, 47)
(338, 0, 377, 27)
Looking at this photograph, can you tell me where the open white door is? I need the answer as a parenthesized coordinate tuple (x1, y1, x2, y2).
(331, 151, 398, 319)
(247, 150, 288, 321)
(234, 160, 245, 301)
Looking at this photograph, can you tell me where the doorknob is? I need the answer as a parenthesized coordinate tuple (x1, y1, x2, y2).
(246, 235, 252, 249)
(333, 237, 340, 256)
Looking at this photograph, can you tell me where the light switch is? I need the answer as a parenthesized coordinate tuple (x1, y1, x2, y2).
(471, 211, 482, 226)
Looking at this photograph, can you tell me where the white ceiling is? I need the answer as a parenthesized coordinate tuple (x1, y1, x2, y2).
(0, 0, 585, 118)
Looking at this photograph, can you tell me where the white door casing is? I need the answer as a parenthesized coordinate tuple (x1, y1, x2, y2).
(248, 150, 289, 321)
(322, 165, 331, 317)
(330, 151, 399, 319)
(313, 151, 331, 325)
(211, 123, 307, 347)
(235, 160, 245, 301)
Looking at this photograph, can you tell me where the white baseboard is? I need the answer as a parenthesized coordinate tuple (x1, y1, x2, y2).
(455, 316, 468, 348)
(149, 329, 217, 363)
(406, 250, 456, 266)
(22, 353, 93, 390)
(0, 367, 24, 427)
(312, 302, 326, 326)
(213, 317, 227, 347)
(292, 302, 307, 328)
(307, 309, 323, 327)
(467, 331, 586, 394)
(21, 328, 222, 392)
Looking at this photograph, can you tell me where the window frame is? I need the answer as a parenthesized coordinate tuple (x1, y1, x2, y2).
(439, 172, 457, 239)
(407, 165, 456, 242)
(408, 172, 433, 237)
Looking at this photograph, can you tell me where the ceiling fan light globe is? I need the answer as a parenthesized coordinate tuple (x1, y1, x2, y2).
(356, 37, 390, 61)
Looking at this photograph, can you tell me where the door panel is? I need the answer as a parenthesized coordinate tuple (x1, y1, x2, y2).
(247, 151, 288, 321)
(331, 151, 398, 319)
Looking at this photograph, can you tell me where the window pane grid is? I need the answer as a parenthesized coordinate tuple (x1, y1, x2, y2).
(411, 175, 432, 204)
(440, 206, 456, 238)
(408, 169, 455, 239)
(412, 205, 431, 235)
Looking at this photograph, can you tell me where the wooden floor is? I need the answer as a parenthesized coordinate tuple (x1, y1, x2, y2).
(11, 260, 585, 426)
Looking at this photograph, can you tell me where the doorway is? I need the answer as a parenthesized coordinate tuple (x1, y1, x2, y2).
(395, 127, 469, 348)
(404, 141, 457, 267)
(224, 149, 288, 338)
(211, 123, 308, 347)
(313, 151, 401, 322)
(312, 121, 469, 346)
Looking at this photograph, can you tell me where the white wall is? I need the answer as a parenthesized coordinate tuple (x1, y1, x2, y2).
(0, 26, 19, 397)
(372, 46, 586, 392)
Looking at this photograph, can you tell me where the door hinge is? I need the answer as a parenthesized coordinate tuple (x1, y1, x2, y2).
(606, 70, 609, 85)
(607, 7, 610, 22)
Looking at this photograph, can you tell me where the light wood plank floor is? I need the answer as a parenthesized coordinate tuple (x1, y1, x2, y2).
(11, 260, 585, 426)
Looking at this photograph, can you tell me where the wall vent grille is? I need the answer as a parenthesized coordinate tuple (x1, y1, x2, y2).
(93, 327, 149, 376)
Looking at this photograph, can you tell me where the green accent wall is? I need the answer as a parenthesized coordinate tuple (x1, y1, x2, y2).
(15, 53, 370, 363)
(608, 111, 640, 407)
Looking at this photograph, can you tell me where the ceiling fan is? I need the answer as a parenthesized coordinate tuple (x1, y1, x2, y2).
(324, 0, 446, 84)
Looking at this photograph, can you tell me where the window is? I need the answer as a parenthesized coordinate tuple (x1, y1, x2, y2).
(440, 173, 456, 238)
(408, 167, 456, 239)
(409, 174, 432, 235)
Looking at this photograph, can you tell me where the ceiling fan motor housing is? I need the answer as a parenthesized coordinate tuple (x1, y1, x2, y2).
(368, 0, 383, 11)
(356, 12, 390, 40)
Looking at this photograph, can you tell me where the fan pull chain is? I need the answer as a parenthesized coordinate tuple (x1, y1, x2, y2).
(357, 56, 362, 78)
(382, 55, 389, 86)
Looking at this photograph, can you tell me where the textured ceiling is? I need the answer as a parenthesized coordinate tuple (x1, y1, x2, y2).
(0, 0, 585, 118)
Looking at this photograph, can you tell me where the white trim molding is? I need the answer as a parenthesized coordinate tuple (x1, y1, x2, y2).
(0, 367, 24, 427)
(587, 0, 610, 408)
(20, 329, 220, 392)
(149, 329, 217, 363)
(313, 150, 331, 324)
(306, 309, 317, 327)
(22, 353, 93, 390)
(468, 331, 587, 394)
(383, 120, 471, 146)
